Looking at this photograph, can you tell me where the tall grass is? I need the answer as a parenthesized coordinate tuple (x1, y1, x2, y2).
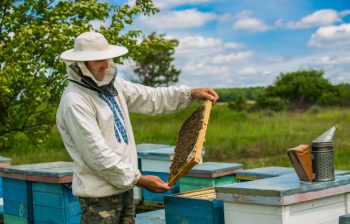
(2, 104, 350, 170)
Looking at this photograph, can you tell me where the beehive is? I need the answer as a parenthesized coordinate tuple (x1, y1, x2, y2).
(136, 145, 180, 205)
(168, 100, 212, 186)
(216, 173, 350, 224)
(180, 162, 244, 192)
(0, 156, 11, 223)
(135, 144, 174, 205)
(0, 162, 80, 224)
(165, 187, 224, 224)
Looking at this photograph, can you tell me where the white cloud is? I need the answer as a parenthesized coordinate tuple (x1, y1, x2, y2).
(308, 23, 350, 48)
(238, 67, 258, 75)
(339, 10, 350, 17)
(286, 9, 341, 29)
(225, 42, 244, 49)
(175, 36, 223, 60)
(178, 35, 222, 50)
(138, 9, 216, 30)
(211, 52, 253, 64)
(233, 11, 269, 32)
(152, 0, 213, 9)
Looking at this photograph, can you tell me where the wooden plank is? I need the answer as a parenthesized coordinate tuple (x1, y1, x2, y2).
(32, 182, 64, 194)
(3, 214, 29, 224)
(3, 178, 31, 202)
(33, 191, 64, 209)
(33, 206, 65, 223)
(165, 193, 224, 224)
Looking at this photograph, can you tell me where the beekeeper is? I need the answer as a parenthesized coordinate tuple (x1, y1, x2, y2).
(56, 31, 218, 223)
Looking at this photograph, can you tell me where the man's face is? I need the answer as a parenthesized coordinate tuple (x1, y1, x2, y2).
(85, 59, 109, 81)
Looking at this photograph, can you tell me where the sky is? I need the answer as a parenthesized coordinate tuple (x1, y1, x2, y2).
(118, 0, 350, 88)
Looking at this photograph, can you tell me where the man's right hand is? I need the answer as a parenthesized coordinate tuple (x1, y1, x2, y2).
(136, 175, 172, 193)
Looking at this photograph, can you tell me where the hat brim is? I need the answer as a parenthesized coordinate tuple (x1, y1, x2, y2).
(60, 45, 128, 61)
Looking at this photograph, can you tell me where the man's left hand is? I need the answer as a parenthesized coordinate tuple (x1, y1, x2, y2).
(191, 88, 219, 102)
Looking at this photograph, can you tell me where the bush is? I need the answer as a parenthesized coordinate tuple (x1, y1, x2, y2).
(255, 96, 289, 111)
(228, 95, 246, 111)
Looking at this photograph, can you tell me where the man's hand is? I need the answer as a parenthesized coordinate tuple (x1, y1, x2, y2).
(136, 175, 172, 193)
(191, 88, 219, 102)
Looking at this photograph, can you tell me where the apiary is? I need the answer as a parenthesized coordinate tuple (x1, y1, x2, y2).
(0, 162, 80, 224)
(165, 187, 224, 224)
(216, 173, 350, 224)
(179, 162, 244, 192)
(236, 166, 294, 182)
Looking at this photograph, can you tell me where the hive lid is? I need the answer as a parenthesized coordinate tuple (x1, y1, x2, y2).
(236, 166, 294, 180)
(0, 161, 74, 183)
(0, 156, 11, 163)
(185, 162, 244, 178)
(216, 173, 350, 199)
(136, 143, 173, 152)
(137, 145, 175, 160)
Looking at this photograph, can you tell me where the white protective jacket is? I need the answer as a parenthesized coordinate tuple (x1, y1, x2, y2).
(56, 60, 192, 197)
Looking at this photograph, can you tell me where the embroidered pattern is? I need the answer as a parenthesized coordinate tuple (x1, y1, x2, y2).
(99, 92, 128, 144)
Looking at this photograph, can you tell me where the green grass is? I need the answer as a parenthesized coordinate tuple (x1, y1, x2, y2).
(2, 104, 350, 170)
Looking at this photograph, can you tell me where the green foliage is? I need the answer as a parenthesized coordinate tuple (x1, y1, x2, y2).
(215, 87, 266, 102)
(0, 0, 159, 150)
(266, 70, 333, 109)
(228, 95, 247, 111)
(255, 96, 289, 111)
(308, 105, 321, 114)
(6, 105, 350, 170)
(132, 32, 180, 87)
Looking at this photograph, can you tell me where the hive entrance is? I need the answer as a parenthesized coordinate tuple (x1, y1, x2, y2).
(167, 100, 212, 186)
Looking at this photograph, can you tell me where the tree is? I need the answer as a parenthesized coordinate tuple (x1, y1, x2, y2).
(265, 70, 333, 109)
(0, 0, 159, 149)
(132, 32, 180, 87)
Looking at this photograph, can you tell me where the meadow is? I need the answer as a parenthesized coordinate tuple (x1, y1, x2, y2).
(2, 103, 350, 170)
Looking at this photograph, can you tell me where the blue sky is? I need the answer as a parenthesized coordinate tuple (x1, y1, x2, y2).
(117, 0, 350, 88)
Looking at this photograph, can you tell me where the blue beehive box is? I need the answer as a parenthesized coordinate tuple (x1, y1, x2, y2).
(165, 187, 224, 224)
(136, 209, 165, 224)
(2, 178, 33, 224)
(180, 162, 244, 192)
(236, 166, 294, 182)
(135, 144, 174, 205)
(0, 162, 80, 224)
(0, 156, 11, 223)
(32, 182, 80, 224)
(0, 156, 11, 198)
(137, 145, 179, 205)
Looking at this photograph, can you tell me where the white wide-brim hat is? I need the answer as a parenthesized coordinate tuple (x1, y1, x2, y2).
(61, 31, 128, 61)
